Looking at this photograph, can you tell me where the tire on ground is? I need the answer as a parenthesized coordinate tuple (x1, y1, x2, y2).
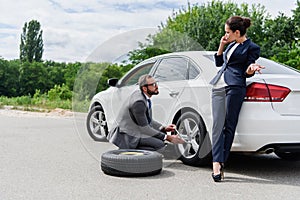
(175, 111, 212, 166)
(86, 106, 108, 142)
(101, 149, 163, 177)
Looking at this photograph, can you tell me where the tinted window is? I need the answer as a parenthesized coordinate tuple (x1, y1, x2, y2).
(188, 61, 200, 79)
(153, 57, 188, 82)
(257, 58, 300, 75)
(121, 62, 154, 86)
(204, 54, 300, 75)
(203, 54, 215, 62)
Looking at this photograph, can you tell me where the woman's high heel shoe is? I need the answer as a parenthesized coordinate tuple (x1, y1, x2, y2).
(212, 163, 224, 182)
(212, 173, 222, 182)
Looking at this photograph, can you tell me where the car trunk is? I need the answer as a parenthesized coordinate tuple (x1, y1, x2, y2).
(268, 75, 300, 116)
(245, 74, 300, 116)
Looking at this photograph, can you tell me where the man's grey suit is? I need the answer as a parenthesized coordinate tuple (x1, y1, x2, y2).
(107, 89, 166, 150)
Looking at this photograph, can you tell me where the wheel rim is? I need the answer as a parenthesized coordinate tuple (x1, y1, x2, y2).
(177, 118, 203, 158)
(89, 110, 107, 139)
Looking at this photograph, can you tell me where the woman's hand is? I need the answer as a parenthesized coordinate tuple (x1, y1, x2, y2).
(217, 35, 229, 55)
(246, 63, 265, 75)
(220, 35, 230, 45)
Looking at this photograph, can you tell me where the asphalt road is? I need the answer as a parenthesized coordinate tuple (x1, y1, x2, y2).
(1, 110, 300, 200)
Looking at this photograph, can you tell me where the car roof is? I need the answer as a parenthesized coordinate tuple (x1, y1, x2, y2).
(136, 51, 215, 66)
(152, 51, 214, 58)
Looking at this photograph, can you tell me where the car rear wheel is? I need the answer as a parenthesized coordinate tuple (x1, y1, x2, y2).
(274, 151, 300, 161)
(175, 111, 212, 166)
(86, 106, 108, 141)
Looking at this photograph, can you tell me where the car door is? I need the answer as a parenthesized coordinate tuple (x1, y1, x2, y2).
(151, 56, 190, 124)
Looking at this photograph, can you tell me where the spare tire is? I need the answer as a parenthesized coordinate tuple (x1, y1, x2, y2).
(101, 149, 163, 177)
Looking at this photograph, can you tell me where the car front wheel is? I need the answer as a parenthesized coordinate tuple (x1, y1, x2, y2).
(86, 106, 108, 141)
(175, 111, 211, 166)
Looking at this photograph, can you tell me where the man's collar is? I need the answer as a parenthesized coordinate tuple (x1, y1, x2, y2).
(141, 91, 150, 100)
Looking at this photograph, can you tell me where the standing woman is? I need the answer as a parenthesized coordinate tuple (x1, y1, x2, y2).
(209, 16, 264, 182)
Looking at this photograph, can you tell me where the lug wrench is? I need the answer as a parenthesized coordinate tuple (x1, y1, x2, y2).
(174, 128, 190, 144)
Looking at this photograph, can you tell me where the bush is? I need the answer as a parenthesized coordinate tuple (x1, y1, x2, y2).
(47, 84, 72, 101)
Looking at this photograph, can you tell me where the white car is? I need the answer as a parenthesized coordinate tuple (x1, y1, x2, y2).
(86, 51, 300, 166)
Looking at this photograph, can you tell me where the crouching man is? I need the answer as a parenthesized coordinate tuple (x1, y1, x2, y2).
(107, 74, 184, 152)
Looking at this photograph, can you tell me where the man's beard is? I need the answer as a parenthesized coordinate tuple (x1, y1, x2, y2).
(147, 88, 159, 96)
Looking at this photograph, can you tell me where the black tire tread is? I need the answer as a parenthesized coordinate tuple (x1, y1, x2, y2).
(86, 106, 108, 142)
(101, 149, 163, 177)
(175, 111, 212, 166)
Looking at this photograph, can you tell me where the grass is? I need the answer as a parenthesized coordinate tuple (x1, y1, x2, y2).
(0, 95, 74, 112)
(0, 90, 92, 113)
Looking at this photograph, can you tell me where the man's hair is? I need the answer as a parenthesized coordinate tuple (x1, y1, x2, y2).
(138, 74, 153, 90)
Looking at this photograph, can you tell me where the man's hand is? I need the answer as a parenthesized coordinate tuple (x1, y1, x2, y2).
(166, 135, 185, 144)
(164, 124, 176, 132)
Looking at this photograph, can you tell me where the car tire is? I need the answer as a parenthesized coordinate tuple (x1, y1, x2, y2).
(86, 106, 108, 141)
(274, 151, 300, 161)
(101, 149, 163, 177)
(175, 111, 212, 166)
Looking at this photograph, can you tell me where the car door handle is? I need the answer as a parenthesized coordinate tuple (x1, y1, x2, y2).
(169, 91, 179, 97)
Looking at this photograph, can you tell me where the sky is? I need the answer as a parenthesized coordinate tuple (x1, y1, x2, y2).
(0, 0, 298, 63)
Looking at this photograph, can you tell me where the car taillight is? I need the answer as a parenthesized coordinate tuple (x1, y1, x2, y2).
(245, 82, 291, 102)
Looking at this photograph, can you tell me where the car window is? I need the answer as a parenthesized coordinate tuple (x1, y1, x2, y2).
(188, 61, 200, 79)
(257, 58, 300, 75)
(203, 54, 300, 75)
(203, 54, 215, 62)
(153, 57, 188, 82)
(121, 62, 155, 86)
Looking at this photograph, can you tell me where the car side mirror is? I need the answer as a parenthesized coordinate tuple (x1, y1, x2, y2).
(107, 78, 119, 87)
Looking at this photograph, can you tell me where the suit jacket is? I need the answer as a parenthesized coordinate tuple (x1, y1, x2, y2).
(107, 89, 166, 149)
(210, 39, 260, 87)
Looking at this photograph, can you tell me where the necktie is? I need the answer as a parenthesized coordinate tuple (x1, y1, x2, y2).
(147, 99, 152, 109)
(147, 99, 152, 124)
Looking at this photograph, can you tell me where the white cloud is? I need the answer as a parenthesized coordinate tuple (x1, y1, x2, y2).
(0, 0, 297, 62)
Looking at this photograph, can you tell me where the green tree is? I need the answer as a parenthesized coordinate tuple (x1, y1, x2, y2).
(261, 1, 300, 68)
(293, 0, 300, 37)
(73, 62, 111, 101)
(96, 63, 123, 93)
(63, 62, 82, 90)
(44, 60, 66, 91)
(139, 0, 299, 69)
(18, 61, 48, 96)
(0, 58, 20, 97)
(128, 46, 170, 65)
(261, 14, 296, 58)
(270, 42, 300, 70)
(20, 20, 44, 62)
(150, 0, 268, 52)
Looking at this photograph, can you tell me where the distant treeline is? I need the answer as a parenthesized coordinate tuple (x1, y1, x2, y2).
(1, 0, 299, 102)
